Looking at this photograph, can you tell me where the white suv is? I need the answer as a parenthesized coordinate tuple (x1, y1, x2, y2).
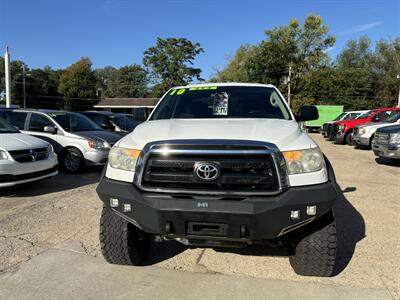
(96, 83, 340, 277)
(0, 117, 58, 187)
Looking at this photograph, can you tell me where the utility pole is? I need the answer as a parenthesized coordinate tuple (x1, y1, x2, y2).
(4, 46, 11, 108)
(22, 63, 26, 108)
(287, 64, 292, 108)
(397, 74, 400, 108)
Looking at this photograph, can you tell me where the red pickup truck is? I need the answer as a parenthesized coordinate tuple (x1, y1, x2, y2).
(333, 107, 400, 145)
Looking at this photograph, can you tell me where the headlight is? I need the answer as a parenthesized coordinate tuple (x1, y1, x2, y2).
(47, 144, 54, 153)
(0, 150, 9, 160)
(337, 124, 345, 132)
(389, 133, 400, 144)
(283, 148, 325, 175)
(88, 139, 110, 150)
(359, 128, 367, 135)
(108, 146, 140, 171)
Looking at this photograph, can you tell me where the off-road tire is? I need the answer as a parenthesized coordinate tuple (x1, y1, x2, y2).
(100, 207, 150, 265)
(289, 216, 336, 277)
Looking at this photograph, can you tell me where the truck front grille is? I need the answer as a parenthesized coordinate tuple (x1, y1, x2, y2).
(374, 132, 389, 145)
(8, 147, 49, 163)
(141, 152, 281, 193)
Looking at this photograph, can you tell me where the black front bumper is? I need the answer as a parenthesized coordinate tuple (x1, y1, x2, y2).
(96, 175, 339, 241)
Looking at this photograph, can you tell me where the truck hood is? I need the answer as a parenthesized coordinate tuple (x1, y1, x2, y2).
(118, 119, 316, 151)
(0, 133, 48, 151)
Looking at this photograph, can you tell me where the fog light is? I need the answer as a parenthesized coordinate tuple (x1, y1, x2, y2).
(290, 210, 300, 220)
(306, 205, 317, 216)
(123, 204, 131, 212)
(110, 198, 119, 208)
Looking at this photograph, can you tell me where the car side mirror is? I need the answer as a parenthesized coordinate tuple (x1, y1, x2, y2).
(101, 124, 115, 131)
(295, 105, 319, 122)
(44, 125, 57, 134)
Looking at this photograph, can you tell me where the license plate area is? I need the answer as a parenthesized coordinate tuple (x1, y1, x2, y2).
(187, 222, 228, 237)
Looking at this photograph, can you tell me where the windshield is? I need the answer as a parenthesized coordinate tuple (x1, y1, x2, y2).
(358, 110, 375, 119)
(49, 112, 103, 132)
(333, 112, 346, 121)
(0, 117, 20, 134)
(386, 111, 400, 123)
(150, 86, 291, 120)
(109, 115, 135, 131)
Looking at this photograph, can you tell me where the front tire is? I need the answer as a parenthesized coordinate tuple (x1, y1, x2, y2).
(60, 148, 84, 173)
(345, 132, 354, 145)
(100, 207, 150, 265)
(289, 215, 336, 277)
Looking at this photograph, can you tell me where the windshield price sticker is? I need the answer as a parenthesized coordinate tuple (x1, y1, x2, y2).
(189, 86, 217, 91)
(212, 92, 229, 116)
(170, 86, 218, 95)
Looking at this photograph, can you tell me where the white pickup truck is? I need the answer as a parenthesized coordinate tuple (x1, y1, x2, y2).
(96, 83, 340, 277)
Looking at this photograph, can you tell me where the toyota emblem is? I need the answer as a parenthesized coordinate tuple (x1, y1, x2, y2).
(194, 162, 219, 181)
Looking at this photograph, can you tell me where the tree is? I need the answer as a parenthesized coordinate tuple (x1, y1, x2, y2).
(105, 64, 147, 98)
(143, 37, 204, 95)
(213, 14, 335, 94)
(94, 66, 118, 98)
(211, 45, 255, 83)
(58, 58, 97, 109)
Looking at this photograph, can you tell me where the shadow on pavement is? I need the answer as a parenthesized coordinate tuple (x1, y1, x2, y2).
(333, 184, 365, 275)
(375, 157, 400, 167)
(143, 240, 187, 265)
(0, 166, 102, 198)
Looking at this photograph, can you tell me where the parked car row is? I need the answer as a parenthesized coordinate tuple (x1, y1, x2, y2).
(0, 109, 139, 188)
(321, 107, 400, 161)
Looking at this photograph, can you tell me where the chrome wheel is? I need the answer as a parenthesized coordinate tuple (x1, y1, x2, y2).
(64, 152, 81, 172)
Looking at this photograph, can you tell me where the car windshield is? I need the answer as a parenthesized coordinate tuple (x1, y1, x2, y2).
(150, 86, 291, 120)
(0, 117, 20, 133)
(358, 110, 375, 119)
(109, 115, 135, 131)
(333, 113, 346, 121)
(386, 111, 400, 123)
(48, 112, 103, 132)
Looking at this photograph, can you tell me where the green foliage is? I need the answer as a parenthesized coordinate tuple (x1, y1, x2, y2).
(58, 58, 97, 109)
(213, 15, 399, 110)
(143, 37, 204, 96)
(105, 64, 147, 98)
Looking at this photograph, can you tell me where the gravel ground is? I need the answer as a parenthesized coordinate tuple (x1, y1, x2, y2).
(0, 134, 399, 298)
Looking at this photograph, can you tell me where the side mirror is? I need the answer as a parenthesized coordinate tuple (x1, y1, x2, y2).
(295, 105, 319, 122)
(44, 125, 57, 134)
(101, 124, 115, 131)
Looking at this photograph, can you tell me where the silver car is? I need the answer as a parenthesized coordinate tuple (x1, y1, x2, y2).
(3, 109, 122, 173)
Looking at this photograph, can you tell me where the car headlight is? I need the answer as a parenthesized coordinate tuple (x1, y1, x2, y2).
(337, 124, 345, 132)
(283, 148, 325, 175)
(47, 144, 54, 153)
(389, 133, 400, 144)
(108, 146, 140, 171)
(88, 139, 110, 150)
(359, 128, 367, 135)
(0, 150, 9, 160)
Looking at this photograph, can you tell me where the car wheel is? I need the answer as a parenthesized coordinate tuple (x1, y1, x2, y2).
(61, 148, 84, 173)
(100, 206, 151, 265)
(289, 212, 336, 277)
(345, 132, 354, 145)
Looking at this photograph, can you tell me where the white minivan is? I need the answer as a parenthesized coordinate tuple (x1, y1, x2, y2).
(0, 117, 58, 188)
(1, 109, 122, 173)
